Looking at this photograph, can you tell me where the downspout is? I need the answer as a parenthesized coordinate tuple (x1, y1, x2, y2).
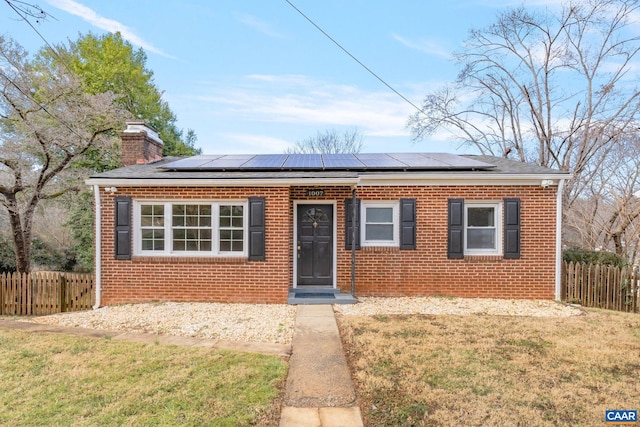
(351, 185, 357, 297)
(555, 179, 565, 301)
(93, 185, 102, 309)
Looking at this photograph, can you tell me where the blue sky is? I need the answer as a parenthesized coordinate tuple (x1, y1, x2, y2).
(2, 0, 561, 154)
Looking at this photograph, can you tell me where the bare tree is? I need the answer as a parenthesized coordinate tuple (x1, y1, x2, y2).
(565, 135, 640, 260)
(408, 0, 640, 260)
(286, 128, 364, 154)
(0, 36, 128, 273)
(409, 1, 640, 201)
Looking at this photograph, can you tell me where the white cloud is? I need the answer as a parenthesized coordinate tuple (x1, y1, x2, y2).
(45, 0, 173, 58)
(189, 74, 418, 139)
(214, 133, 292, 154)
(391, 33, 452, 59)
(237, 14, 283, 38)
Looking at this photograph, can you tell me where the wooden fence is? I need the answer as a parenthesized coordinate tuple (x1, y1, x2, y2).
(562, 261, 639, 313)
(0, 271, 94, 316)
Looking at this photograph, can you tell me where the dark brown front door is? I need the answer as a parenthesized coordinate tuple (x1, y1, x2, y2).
(297, 204, 333, 286)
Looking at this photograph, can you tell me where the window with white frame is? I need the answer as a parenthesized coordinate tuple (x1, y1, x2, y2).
(361, 202, 399, 246)
(464, 202, 501, 255)
(134, 201, 247, 256)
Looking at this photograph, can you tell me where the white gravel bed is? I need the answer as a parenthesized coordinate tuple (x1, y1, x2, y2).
(12, 298, 581, 346)
(23, 302, 297, 344)
(336, 297, 583, 317)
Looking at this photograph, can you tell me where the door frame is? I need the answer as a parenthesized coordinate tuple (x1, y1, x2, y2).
(292, 200, 337, 289)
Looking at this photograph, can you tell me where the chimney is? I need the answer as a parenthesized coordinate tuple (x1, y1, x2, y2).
(120, 122, 164, 166)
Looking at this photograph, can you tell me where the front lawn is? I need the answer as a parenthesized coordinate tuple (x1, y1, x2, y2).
(338, 308, 640, 426)
(0, 329, 287, 426)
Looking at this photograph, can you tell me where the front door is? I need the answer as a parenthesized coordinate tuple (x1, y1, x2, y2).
(297, 204, 333, 286)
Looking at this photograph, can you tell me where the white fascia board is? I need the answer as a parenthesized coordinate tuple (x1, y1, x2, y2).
(84, 177, 361, 187)
(358, 173, 572, 186)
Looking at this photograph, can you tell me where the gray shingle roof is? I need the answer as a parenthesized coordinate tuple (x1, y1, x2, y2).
(88, 154, 568, 181)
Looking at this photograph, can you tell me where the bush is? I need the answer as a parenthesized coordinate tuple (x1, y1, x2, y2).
(562, 248, 627, 267)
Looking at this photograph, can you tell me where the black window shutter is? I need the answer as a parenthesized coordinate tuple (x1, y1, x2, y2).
(399, 198, 416, 250)
(248, 197, 266, 261)
(344, 198, 361, 250)
(114, 196, 132, 260)
(504, 198, 521, 259)
(448, 198, 464, 259)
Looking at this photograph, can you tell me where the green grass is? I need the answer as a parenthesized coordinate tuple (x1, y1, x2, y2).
(0, 329, 287, 426)
(338, 309, 640, 426)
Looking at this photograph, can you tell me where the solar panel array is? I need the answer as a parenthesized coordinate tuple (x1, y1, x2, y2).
(160, 153, 495, 171)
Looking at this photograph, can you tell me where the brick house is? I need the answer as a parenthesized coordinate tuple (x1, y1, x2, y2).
(86, 123, 570, 306)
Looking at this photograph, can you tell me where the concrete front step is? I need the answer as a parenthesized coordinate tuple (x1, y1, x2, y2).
(288, 288, 357, 305)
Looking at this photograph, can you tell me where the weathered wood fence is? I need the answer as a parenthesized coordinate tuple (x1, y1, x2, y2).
(0, 271, 94, 316)
(562, 261, 639, 313)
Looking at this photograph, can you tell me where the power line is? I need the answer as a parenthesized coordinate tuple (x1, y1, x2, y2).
(282, 0, 426, 116)
(3, 0, 89, 140)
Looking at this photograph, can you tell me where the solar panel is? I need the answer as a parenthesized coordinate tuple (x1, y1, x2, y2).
(424, 153, 495, 168)
(160, 153, 496, 171)
(242, 154, 288, 168)
(283, 154, 323, 168)
(388, 153, 450, 168)
(356, 153, 406, 168)
(162, 155, 224, 169)
(322, 154, 365, 169)
(202, 155, 253, 168)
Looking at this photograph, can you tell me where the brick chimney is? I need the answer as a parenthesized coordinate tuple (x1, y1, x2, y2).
(120, 122, 164, 166)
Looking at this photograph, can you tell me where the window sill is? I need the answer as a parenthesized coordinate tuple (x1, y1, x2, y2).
(464, 255, 503, 263)
(132, 255, 248, 264)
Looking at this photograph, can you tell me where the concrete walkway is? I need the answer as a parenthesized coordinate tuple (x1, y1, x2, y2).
(280, 305, 363, 427)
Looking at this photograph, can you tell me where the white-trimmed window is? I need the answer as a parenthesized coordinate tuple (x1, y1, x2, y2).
(134, 201, 247, 256)
(361, 202, 399, 246)
(464, 202, 501, 255)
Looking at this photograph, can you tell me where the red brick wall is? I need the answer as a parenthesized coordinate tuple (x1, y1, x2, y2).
(99, 187, 291, 305)
(335, 185, 557, 299)
(97, 183, 558, 305)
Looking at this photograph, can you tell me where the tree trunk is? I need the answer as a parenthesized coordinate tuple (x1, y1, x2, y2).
(5, 196, 31, 274)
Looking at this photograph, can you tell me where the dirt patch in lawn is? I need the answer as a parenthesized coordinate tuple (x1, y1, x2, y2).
(337, 308, 640, 426)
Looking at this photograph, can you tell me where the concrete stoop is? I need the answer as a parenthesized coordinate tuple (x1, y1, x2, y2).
(280, 305, 364, 427)
(288, 288, 358, 305)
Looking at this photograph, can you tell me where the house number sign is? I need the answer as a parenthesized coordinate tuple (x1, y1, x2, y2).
(306, 189, 325, 197)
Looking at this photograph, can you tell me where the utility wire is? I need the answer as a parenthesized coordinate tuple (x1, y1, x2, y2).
(3, 0, 90, 140)
(282, 0, 426, 116)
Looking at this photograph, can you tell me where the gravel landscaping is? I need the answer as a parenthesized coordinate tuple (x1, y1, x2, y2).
(9, 297, 583, 346)
(336, 296, 583, 317)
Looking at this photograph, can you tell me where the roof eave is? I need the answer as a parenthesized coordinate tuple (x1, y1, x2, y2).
(84, 177, 362, 187)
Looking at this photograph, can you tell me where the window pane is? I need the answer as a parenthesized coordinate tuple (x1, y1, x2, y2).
(233, 206, 243, 216)
(173, 240, 185, 251)
(468, 207, 495, 227)
(200, 241, 211, 251)
(141, 205, 164, 227)
(231, 230, 243, 240)
(186, 241, 198, 251)
(172, 205, 184, 215)
(231, 217, 243, 227)
(220, 216, 230, 227)
(185, 215, 199, 226)
(220, 241, 231, 252)
(174, 229, 185, 240)
(220, 229, 231, 240)
(366, 207, 393, 223)
(220, 205, 230, 217)
(231, 240, 244, 251)
(366, 224, 393, 241)
(467, 229, 496, 249)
